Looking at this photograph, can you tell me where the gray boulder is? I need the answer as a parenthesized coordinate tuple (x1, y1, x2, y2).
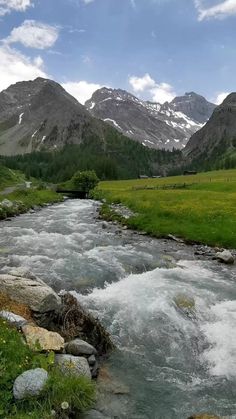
(0, 270, 61, 313)
(0, 311, 27, 328)
(216, 250, 235, 264)
(1, 199, 13, 208)
(65, 338, 97, 356)
(13, 368, 48, 400)
(88, 355, 96, 366)
(56, 354, 91, 379)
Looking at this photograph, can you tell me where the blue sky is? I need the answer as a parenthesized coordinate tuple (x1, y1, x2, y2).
(0, 0, 235, 104)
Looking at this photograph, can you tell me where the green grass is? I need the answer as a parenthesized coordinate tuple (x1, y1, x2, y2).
(96, 169, 236, 248)
(0, 189, 63, 220)
(0, 165, 26, 190)
(0, 319, 95, 418)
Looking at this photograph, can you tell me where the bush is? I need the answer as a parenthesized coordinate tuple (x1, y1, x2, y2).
(71, 170, 99, 193)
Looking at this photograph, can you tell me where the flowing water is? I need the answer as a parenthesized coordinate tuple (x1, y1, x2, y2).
(0, 200, 236, 418)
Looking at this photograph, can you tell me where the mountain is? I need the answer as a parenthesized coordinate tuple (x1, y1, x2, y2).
(85, 88, 216, 150)
(0, 77, 118, 156)
(0, 78, 182, 180)
(184, 93, 236, 165)
(161, 92, 216, 124)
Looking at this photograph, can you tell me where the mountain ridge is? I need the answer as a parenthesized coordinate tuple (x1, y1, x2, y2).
(185, 92, 236, 165)
(85, 88, 216, 150)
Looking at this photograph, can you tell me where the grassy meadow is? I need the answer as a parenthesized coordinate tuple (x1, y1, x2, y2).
(97, 169, 236, 248)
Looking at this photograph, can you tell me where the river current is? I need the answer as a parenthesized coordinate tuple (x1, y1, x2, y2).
(0, 200, 236, 418)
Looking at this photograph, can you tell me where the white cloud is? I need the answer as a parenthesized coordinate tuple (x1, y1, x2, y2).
(5, 20, 59, 50)
(0, 0, 32, 16)
(82, 0, 94, 4)
(62, 80, 102, 104)
(129, 73, 176, 103)
(214, 91, 230, 105)
(129, 73, 156, 92)
(195, 0, 236, 20)
(0, 45, 47, 93)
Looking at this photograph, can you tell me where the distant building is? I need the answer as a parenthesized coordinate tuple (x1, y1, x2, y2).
(139, 175, 149, 179)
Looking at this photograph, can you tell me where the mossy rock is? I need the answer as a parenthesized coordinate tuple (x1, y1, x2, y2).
(174, 294, 195, 311)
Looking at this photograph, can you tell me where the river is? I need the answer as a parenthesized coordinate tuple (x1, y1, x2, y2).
(0, 200, 236, 418)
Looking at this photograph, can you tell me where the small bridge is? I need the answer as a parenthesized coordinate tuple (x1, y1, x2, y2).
(56, 189, 87, 199)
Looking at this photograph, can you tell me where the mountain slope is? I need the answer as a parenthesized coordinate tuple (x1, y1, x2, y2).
(0, 78, 118, 156)
(184, 93, 236, 164)
(85, 88, 215, 150)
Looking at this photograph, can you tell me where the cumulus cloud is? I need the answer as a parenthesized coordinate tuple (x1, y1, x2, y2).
(0, 0, 32, 16)
(195, 0, 236, 20)
(62, 80, 102, 104)
(4, 20, 59, 50)
(0, 45, 47, 93)
(129, 73, 176, 103)
(214, 91, 230, 104)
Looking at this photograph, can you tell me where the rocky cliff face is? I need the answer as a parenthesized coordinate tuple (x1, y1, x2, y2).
(162, 92, 216, 124)
(0, 78, 109, 156)
(85, 88, 216, 150)
(184, 93, 236, 160)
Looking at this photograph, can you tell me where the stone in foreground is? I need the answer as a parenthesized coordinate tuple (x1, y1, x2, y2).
(22, 324, 64, 351)
(56, 354, 91, 379)
(13, 368, 48, 400)
(65, 338, 97, 356)
(0, 270, 61, 312)
(0, 310, 27, 328)
(216, 250, 234, 265)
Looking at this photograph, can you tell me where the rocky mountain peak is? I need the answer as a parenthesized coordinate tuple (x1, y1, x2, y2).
(163, 92, 216, 124)
(0, 78, 113, 156)
(85, 86, 215, 150)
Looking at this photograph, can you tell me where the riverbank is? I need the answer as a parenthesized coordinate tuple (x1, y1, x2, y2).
(0, 188, 63, 220)
(94, 169, 236, 249)
(0, 267, 114, 418)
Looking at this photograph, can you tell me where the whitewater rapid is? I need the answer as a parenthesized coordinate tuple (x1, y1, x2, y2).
(0, 200, 236, 418)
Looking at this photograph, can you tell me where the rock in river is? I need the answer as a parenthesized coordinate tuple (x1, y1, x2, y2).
(216, 250, 234, 265)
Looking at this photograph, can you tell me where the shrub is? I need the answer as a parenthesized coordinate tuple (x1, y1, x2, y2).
(71, 170, 99, 193)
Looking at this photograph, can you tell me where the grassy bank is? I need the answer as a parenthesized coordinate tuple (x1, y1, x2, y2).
(0, 318, 95, 418)
(0, 164, 63, 220)
(0, 189, 63, 220)
(0, 166, 26, 190)
(95, 169, 236, 248)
